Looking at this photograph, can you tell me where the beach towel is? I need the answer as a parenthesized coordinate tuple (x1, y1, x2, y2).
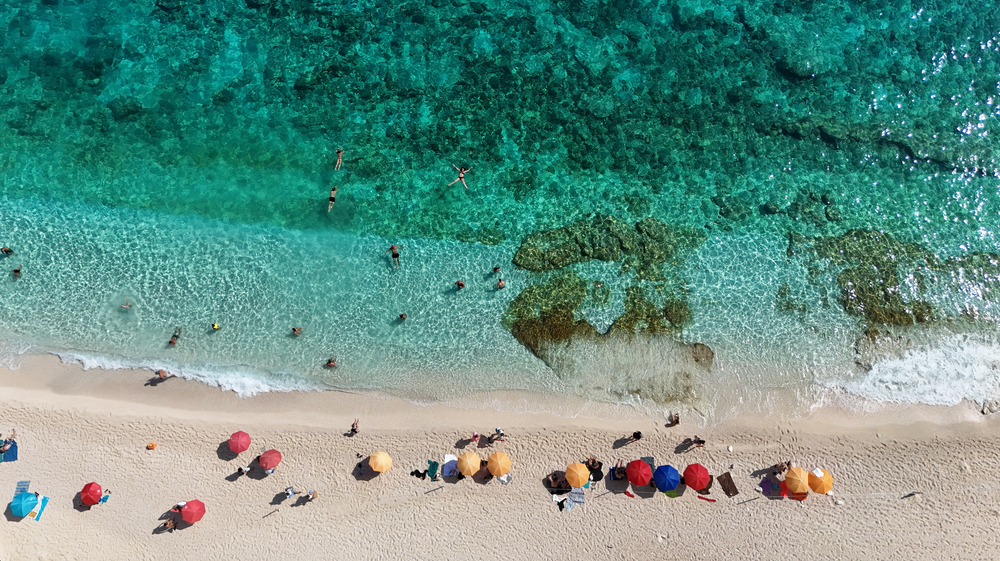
(498, 473, 512, 485)
(427, 460, 440, 481)
(15, 481, 29, 494)
(442, 454, 458, 477)
(568, 488, 585, 506)
(718, 472, 739, 498)
(29, 496, 48, 521)
(3, 442, 18, 463)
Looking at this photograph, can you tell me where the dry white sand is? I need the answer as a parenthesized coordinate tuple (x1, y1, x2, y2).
(0, 354, 998, 560)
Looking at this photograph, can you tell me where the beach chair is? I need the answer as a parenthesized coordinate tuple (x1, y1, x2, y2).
(717, 472, 739, 498)
(427, 460, 440, 481)
(15, 481, 29, 494)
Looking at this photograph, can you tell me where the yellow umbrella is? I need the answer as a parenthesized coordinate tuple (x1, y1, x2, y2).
(808, 468, 833, 494)
(457, 452, 481, 476)
(785, 467, 810, 494)
(369, 451, 392, 473)
(487, 452, 511, 477)
(565, 462, 590, 488)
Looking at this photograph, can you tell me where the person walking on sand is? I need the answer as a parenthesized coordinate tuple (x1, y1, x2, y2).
(305, 490, 317, 502)
(383, 244, 406, 268)
(471, 431, 479, 444)
(11, 265, 21, 278)
(168, 328, 181, 347)
(496, 279, 505, 290)
(335, 148, 344, 171)
(449, 164, 472, 189)
(627, 431, 643, 443)
(285, 486, 299, 499)
(489, 428, 506, 444)
(455, 280, 465, 290)
(327, 186, 338, 212)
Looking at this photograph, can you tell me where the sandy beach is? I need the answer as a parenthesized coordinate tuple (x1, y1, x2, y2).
(0, 354, 997, 561)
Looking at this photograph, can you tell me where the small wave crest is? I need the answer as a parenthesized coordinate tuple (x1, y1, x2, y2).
(843, 334, 1000, 406)
(54, 351, 327, 397)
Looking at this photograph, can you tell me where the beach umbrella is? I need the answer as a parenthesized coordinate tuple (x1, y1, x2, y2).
(369, 451, 392, 473)
(457, 452, 480, 476)
(565, 462, 590, 488)
(808, 468, 833, 494)
(487, 452, 511, 477)
(181, 500, 205, 523)
(785, 467, 810, 494)
(228, 431, 251, 454)
(80, 482, 102, 506)
(653, 465, 681, 491)
(259, 449, 282, 470)
(684, 463, 711, 490)
(626, 460, 653, 486)
(10, 492, 38, 518)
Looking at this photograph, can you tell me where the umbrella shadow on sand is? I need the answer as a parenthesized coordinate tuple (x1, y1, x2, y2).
(72, 492, 92, 512)
(216, 441, 239, 461)
(3, 505, 22, 522)
(352, 461, 380, 482)
(632, 483, 658, 499)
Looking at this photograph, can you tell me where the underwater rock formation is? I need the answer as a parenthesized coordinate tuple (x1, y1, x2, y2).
(512, 215, 705, 280)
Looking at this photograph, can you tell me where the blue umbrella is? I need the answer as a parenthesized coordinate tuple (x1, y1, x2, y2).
(10, 492, 38, 518)
(653, 465, 681, 492)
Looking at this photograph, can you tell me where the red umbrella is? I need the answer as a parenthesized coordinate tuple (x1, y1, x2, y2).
(259, 449, 282, 469)
(181, 500, 205, 523)
(626, 460, 652, 486)
(684, 463, 711, 490)
(80, 482, 102, 506)
(228, 431, 251, 454)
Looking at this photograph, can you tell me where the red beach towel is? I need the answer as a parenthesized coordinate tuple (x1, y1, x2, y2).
(624, 491, 635, 498)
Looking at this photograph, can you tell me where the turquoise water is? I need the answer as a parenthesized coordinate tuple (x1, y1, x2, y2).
(3, 0, 1000, 420)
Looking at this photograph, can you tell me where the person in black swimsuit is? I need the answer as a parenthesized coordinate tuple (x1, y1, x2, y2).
(327, 186, 338, 212)
(168, 328, 181, 346)
(1, 247, 12, 255)
(383, 244, 406, 268)
(11, 265, 21, 278)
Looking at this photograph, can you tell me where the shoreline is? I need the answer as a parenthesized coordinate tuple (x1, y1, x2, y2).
(1, 355, 998, 560)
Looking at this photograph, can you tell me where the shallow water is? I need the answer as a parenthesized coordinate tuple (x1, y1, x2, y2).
(2, 0, 1000, 421)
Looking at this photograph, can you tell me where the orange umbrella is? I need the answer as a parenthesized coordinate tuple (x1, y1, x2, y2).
(808, 468, 833, 494)
(457, 452, 481, 476)
(785, 467, 810, 494)
(487, 452, 511, 477)
(369, 451, 392, 473)
(565, 462, 590, 488)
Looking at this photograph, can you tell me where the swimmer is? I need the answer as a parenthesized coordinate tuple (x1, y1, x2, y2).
(383, 244, 406, 268)
(455, 280, 465, 290)
(211, 323, 220, 331)
(496, 278, 505, 290)
(11, 265, 21, 278)
(399, 314, 407, 321)
(1, 247, 12, 255)
(121, 297, 131, 310)
(335, 148, 344, 171)
(168, 328, 181, 347)
(448, 164, 472, 189)
(492, 267, 501, 273)
(327, 186, 338, 212)
(292, 327, 303, 336)
(324, 358, 337, 368)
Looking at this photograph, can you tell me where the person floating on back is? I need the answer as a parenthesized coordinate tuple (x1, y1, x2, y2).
(327, 186, 338, 212)
(449, 164, 472, 189)
(168, 328, 181, 347)
(335, 148, 344, 171)
(383, 244, 405, 268)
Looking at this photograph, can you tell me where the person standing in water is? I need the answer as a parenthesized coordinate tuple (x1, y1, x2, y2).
(455, 280, 465, 290)
(327, 186, 338, 212)
(496, 279, 505, 290)
(335, 149, 345, 171)
(383, 245, 405, 268)
(292, 327, 303, 336)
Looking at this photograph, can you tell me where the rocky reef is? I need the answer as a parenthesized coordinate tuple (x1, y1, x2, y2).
(512, 215, 705, 281)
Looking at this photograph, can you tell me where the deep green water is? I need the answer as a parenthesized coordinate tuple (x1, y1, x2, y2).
(2, 0, 1000, 420)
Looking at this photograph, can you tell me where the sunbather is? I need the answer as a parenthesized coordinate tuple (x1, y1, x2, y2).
(585, 457, 605, 482)
(611, 460, 627, 480)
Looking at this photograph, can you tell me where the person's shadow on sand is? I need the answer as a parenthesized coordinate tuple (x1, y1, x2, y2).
(455, 437, 473, 448)
(144, 376, 168, 387)
(612, 437, 632, 450)
(674, 440, 696, 454)
(270, 491, 289, 506)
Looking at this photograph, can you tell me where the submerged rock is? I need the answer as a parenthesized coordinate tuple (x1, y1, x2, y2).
(512, 215, 705, 280)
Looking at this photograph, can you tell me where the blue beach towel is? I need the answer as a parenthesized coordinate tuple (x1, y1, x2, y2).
(30, 495, 48, 521)
(3, 441, 18, 462)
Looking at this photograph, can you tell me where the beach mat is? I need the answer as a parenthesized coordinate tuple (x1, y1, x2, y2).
(3, 442, 17, 463)
(718, 472, 739, 498)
